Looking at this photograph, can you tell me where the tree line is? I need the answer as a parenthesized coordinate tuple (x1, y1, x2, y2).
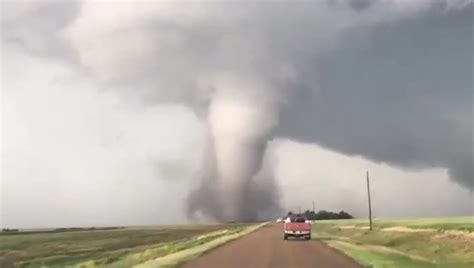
(287, 210, 353, 220)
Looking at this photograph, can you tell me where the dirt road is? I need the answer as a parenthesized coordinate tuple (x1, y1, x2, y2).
(181, 223, 363, 268)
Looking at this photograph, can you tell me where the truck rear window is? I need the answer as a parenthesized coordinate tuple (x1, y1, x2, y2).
(293, 217, 306, 223)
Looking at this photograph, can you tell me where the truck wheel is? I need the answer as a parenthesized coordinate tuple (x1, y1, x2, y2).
(284, 234, 288, 240)
(307, 235, 311, 240)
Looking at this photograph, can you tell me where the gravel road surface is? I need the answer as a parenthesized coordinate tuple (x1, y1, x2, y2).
(181, 223, 363, 268)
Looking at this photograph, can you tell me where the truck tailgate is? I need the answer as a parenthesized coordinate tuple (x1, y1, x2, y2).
(284, 222, 311, 231)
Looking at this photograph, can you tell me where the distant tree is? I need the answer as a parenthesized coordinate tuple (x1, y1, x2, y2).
(303, 210, 317, 220)
(2, 228, 19, 233)
(338, 211, 353, 219)
(301, 209, 353, 220)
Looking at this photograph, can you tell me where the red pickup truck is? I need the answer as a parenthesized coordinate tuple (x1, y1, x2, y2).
(283, 216, 311, 240)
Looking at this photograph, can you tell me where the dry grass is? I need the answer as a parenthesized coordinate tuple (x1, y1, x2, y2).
(0, 224, 252, 268)
(136, 222, 266, 268)
(313, 217, 474, 268)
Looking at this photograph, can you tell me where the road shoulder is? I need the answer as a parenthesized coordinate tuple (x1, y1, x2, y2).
(134, 222, 267, 268)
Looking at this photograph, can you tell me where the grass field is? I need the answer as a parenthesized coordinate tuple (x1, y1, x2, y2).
(136, 222, 267, 268)
(313, 217, 474, 268)
(0, 223, 254, 268)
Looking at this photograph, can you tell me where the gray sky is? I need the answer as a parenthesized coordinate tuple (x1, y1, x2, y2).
(1, 0, 473, 228)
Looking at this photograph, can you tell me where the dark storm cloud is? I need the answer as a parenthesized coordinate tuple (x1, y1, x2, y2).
(2, 0, 472, 225)
(338, 0, 377, 11)
(1, 0, 79, 58)
(277, 6, 473, 189)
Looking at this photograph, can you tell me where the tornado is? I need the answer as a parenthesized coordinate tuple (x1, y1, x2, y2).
(188, 78, 279, 222)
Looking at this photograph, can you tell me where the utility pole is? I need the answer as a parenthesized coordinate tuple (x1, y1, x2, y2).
(312, 200, 315, 212)
(366, 171, 373, 230)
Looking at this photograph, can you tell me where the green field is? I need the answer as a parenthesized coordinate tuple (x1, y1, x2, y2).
(0, 224, 254, 268)
(312, 217, 474, 268)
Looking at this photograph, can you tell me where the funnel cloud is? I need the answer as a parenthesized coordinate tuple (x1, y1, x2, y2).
(188, 80, 280, 221)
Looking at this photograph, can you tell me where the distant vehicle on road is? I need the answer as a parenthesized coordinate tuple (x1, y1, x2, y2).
(283, 215, 311, 240)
